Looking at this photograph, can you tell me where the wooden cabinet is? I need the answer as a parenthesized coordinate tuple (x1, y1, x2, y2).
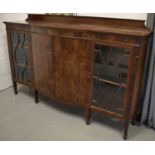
(4, 14, 151, 139)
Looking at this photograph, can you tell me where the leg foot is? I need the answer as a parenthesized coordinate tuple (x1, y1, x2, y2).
(131, 119, 136, 125)
(123, 135, 127, 140)
(86, 108, 91, 125)
(13, 81, 18, 95)
(35, 90, 39, 103)
(123, 120, 129, 140)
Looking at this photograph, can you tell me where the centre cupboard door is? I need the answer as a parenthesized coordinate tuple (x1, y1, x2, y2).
(32, 33, 93, 107)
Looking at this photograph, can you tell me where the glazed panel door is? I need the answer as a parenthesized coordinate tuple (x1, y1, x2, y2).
(92, 44, 131, 115)
(9, 31, 31, 84)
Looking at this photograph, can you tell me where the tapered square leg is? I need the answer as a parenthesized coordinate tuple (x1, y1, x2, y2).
(13, 81, 18, 95)
(131, 119, 136, 125)
(86, 108, 91, 125)
(34, 90, 39, 103)
(131, 114, 137, 125)
(123, 120, 129, 140)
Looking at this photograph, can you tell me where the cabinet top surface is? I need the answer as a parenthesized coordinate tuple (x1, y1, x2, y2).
(4, 14, 151, 37)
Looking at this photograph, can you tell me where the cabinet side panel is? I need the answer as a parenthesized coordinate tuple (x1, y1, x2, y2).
(130, 44, 147, 120)
(31, 33, 54, 97)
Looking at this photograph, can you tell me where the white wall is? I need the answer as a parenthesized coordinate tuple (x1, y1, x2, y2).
(0, 14, 27, 91)
(0, 13, 147, 91)
(77, 13, 147, 20)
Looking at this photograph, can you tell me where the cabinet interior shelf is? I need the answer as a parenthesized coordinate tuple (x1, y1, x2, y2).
(92, 78, 125, 115)
(94, 49, 130, 58)
(14, 63, 29, 68)
(13, 44, 28, 49)
(15, 79, 31, 86)
(93, 76, 127, 88)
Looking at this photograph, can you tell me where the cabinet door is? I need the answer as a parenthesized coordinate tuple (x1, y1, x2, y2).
(32, 34, 93, 107)
(9, 31, 31, 84)
(92, 44, 131, 115)
(55, 37, 93, 106)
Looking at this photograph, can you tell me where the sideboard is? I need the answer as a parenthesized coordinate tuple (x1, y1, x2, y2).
(4, 14, 151, 139)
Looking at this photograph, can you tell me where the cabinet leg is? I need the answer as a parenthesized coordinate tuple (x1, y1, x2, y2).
(86, 107, 91, 125)
(131, 113, 137, 125)
(34, 90, 39, 104)
(13, 81, 18, 95)
(123, 120, 129, 140)
(131, 119, 136, 125)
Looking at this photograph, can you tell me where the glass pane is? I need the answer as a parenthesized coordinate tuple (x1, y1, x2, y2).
(92, 44, 130, 114)
(11, 31, 30, 82)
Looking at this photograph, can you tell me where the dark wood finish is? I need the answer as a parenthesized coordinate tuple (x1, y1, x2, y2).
(4, 14, 151, 139)
(31, 33, 93, 107)
(130, 44, 147, 122)
(27, 14, 148, 31)
(34, 90, 38, 103)
(13, 81, 18, 94)
(123, 46, 138, 139)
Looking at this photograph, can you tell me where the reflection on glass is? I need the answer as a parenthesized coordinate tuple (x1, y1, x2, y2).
(11, 31, 30, 82)
(92, 44, 130, 114)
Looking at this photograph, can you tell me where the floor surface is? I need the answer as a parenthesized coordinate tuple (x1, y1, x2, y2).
(0, 86, 155, 141)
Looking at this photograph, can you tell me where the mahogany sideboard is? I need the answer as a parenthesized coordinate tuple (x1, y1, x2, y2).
(4, 14, 151, 139)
